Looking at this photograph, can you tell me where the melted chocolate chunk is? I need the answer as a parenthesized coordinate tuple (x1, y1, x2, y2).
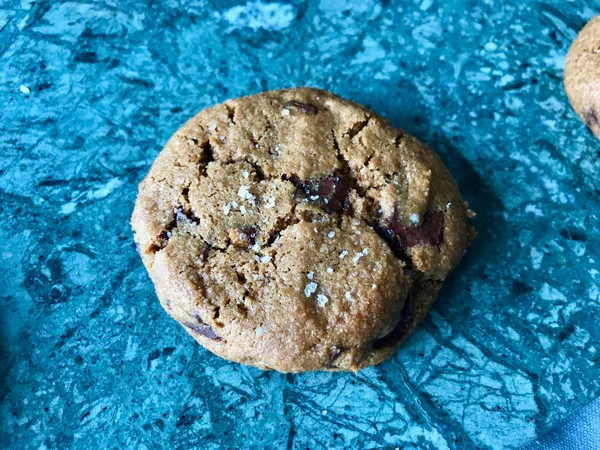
(230, 226, 257, 248)
(199, 246, 209, 262)
(185, 316, 222, 341)
(376, 210, 445, 256)
(299, 176, 351, 213)
(372, 291, 414, 350)
(285, 100, 319, 115)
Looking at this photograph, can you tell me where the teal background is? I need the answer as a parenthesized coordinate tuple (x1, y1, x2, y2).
(1, 0, 600, 448)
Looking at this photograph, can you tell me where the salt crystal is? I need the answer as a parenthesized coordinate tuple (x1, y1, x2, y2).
(328, 231, 335, 238)
(345, 292, 354, 302)
(304, 282, 318, 297)
(326, 267, 333, 273)
(316, 294, 329, 307)
(19, 85, 30, 94)
(222, 204, 231, 215)
(255, 327, 264, 336)
(307, 271, 314, 280)
(409, 213, 419, 224)
(260, 255, 271, 263)
(240, 205, 246, 214)
(281, 108, 290, 116)
(339, 250, 348, 259)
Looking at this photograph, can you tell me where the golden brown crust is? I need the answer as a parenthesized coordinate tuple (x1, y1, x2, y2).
(565, 15, 600, 140)
(131, 88, 474, 372)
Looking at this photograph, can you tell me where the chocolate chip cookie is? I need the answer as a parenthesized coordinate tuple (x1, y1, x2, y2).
(131, 88, 475, 373)
(565, 14, 600, 140)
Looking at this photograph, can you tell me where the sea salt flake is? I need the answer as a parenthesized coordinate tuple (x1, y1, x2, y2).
(307, 271, 314, 279)
(304, 282, 318, 297)
(264, 196, 276, 209)
(345, 291, 354, 302)
(372, 284, 377, 289)
(260, 255, 271, 263)
(255, 327, 264, 336)
(326, 267, 333, 273)
(251, 243, 261, 252)
(352, 251, 365, 264)
(242, 171, 249, 179)
(328, 231, 335, 238)
(237, 185, 256, 205)
(239, 205, 247, 214)
(316, 294, 329, 307)
(409, 213, 419, 224)
(222, 204, 231, 215)
(19, 84, 30, 94)
(281, 108, 290, 116)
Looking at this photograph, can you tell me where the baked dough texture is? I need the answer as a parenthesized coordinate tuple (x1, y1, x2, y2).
(565, 15, 600, 140)
(132, 88, 475, 372)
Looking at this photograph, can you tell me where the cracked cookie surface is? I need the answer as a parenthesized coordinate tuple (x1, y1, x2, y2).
(132, 87, 475, 373)
(565, 14, 600, 140)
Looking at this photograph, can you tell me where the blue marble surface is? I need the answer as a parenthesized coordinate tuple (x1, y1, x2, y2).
(1, 0, 600, 448)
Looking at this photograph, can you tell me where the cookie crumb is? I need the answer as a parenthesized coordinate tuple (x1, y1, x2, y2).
(304, 282, 318, 297)
(316, 294, 329, 307)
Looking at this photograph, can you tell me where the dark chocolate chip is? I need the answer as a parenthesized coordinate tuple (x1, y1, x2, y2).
(325, 346, 347, 368)
(230, 226, 257, 248)
(376, 210, 445, 257)
(372, 292, 414, 350)
(285, 100, 319, 115)
(185, 316, 222, 341)
(299, 176, 351, 213)
(199, 246, 209, 262)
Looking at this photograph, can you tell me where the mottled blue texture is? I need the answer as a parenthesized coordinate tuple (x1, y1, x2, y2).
(1, 1, 600, 449)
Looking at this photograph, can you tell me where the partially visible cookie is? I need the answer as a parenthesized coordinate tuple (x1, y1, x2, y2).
(565, 15, 600, 140)
(132, 87, 475, 373)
